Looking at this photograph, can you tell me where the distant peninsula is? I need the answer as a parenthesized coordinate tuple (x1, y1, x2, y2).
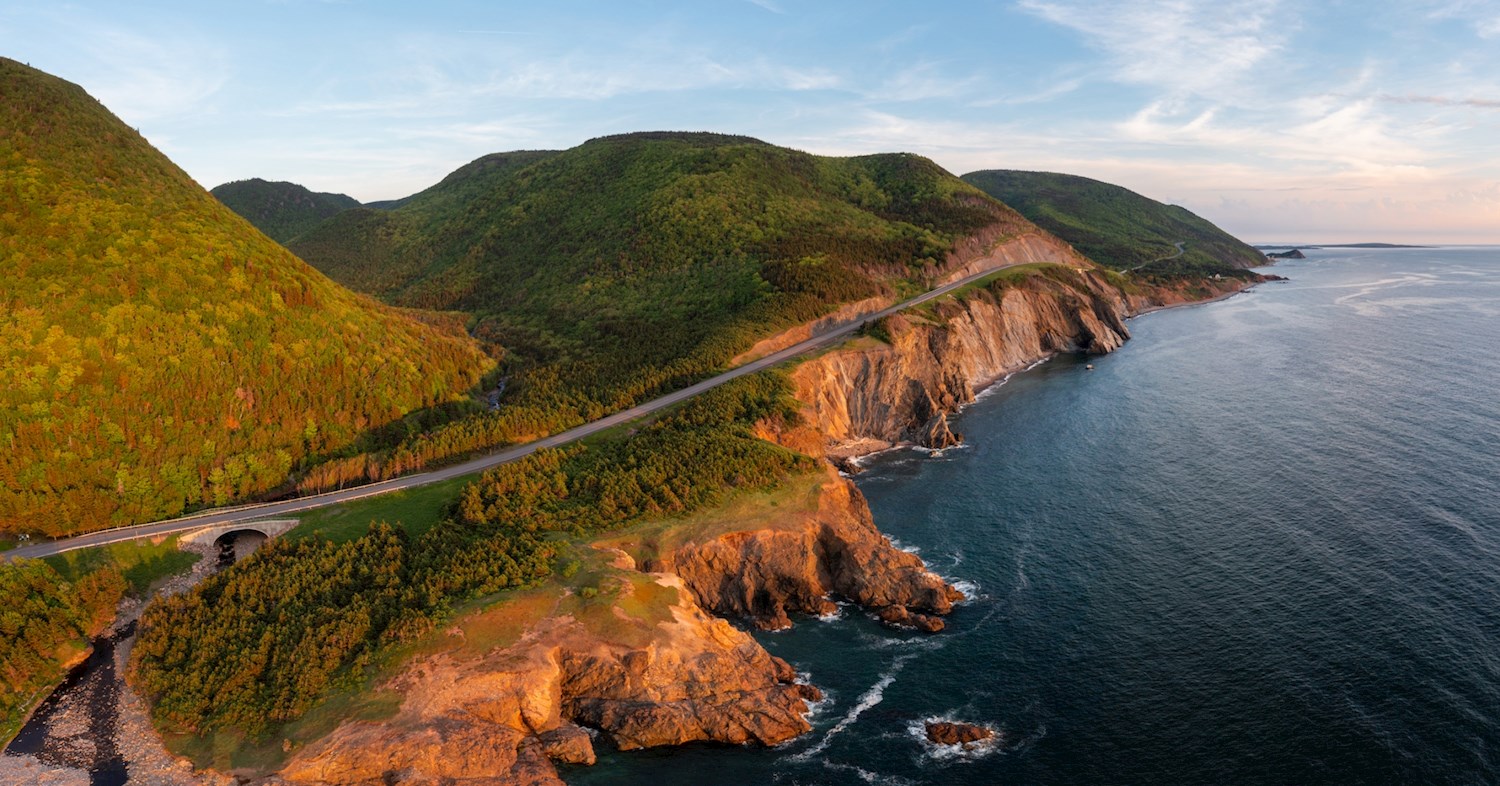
(1254, 242, 1433, 250)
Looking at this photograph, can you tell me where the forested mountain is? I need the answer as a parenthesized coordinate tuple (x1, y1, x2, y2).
(284, 133, 1043, 488)
(962, 170, 1264, 274)
(0, 58, 493, 537)
(209, 178, 360, 243)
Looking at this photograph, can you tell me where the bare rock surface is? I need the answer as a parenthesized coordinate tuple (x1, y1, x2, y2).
(925, 721, 995, 747)
(278, 575, 819, 786)
(0, 754, 90, 786)
(792, 269, 1133, 457)
(657, 467, 963, 631)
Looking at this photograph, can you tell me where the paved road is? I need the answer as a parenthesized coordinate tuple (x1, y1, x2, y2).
(3, 261, 1037, 562)
(1127, 241, 1186, 272)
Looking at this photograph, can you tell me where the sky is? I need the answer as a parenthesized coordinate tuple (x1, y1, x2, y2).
(4, 0, 1499, 243)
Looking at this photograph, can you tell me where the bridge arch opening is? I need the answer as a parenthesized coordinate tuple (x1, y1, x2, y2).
(214, 529, 269, 565)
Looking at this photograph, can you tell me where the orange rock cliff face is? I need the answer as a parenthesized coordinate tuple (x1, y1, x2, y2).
(278, 575, 821, 786)
(652, 466, 962, 633)
(794, 268, 1132, 461)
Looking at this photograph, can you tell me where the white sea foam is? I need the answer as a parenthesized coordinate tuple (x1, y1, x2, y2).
(969, 355, 1055, 406)
(948, 579, 982, 603)
(798, 672, 834, 722)
(789, 654, 915, 762)
(819, 761, 917, 785)
(859, 630, 949, 651)
(1010, 545, 1032, 594)
(905, 714, 1004, 762)
(888, 538, 921, 555)
(818, 598, 849, 622)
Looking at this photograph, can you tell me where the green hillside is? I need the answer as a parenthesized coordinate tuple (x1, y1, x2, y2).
(0, 58, 493, 537)
(289, 132, 1040, 488)
(210, 178, 361, 243)
(961, 170, 1264, 274)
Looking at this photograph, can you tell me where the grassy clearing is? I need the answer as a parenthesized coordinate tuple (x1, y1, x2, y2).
(290, 476, 469, 542)
(166, 686, 406, 774)
(43, 536, 198, 597)
(596, 469, 825, 566)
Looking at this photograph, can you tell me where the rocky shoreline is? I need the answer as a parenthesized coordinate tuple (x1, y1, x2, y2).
(801, 271, 1267, 468)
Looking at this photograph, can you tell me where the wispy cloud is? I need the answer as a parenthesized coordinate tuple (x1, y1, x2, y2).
(1016, 0, 1289, 102)
(862, 61, 980, 102)
(273, 35, 842, 120)
(1378, 93, 1500, 109)
(744, 0, 786, 13)
(21, 11, 228, 122)
(1424, 0, 1500, 37)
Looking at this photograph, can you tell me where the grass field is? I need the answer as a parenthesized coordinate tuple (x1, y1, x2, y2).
(289, 476, 470, 542)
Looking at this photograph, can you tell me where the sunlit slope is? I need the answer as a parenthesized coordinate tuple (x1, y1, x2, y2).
(210, 178, 360, 243)
(0, 58, 493, 537)
(962, 169, 1264, 273)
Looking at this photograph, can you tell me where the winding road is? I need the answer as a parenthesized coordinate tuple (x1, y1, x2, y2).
(3, 262, 1036, 563)
(1126, 241, 1186, 272)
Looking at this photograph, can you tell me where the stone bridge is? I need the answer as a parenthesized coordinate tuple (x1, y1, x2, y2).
(180, 519, 300, 557)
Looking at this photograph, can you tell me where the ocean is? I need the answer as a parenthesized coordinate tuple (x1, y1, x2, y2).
(571, 247, 1500, 785)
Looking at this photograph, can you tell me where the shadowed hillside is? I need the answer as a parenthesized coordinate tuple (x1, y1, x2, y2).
(962, 169, 1264, 274)
(210, 178, 360, 243)
(0, 58, 493, 537)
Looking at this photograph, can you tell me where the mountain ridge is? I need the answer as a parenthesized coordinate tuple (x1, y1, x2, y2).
(209, 178, 360, 243)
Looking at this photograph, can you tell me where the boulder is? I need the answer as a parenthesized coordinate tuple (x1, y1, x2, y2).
(925, 721, 994, 747)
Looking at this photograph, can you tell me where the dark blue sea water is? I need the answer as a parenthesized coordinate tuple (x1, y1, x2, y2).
(571, 248, 1500, 785)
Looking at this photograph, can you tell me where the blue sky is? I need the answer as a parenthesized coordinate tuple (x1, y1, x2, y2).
(5, 0, 1499, 242)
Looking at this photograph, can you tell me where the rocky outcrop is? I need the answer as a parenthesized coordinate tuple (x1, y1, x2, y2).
(278, 575, 819, 786)
(652, 467, 962, 631)
(791, 268, 1131, 459)
(925, 721, 994, 747)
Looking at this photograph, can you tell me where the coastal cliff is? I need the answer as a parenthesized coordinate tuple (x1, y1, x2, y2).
(792, 267, 1133, 460)
(643, 466, 962, 632)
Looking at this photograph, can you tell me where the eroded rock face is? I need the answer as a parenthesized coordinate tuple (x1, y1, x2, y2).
(657, 467, 963, 631)
(792, 271, 1132, 458)
(278, 577, 818, 786)
(537, 723, 594, 765)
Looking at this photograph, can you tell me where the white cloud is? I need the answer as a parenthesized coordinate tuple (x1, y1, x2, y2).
(18, 12, 229, 123)
(1016, 0, 1289, 102)
(1424, 0, 1500, 37)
